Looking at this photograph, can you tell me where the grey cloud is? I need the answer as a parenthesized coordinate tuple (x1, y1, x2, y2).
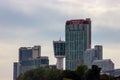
(0, 0, 120, 80)
(93, 27, 120, 44)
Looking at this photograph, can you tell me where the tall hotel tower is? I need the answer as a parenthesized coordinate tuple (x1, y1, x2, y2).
(65, 18, 91, 70)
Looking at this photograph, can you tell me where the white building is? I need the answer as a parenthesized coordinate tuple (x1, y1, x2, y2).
(32, 45, 41, 59)
(92, 59, 114, 72)
(84, 45, 103, 68)
(84, 49, 96, 68)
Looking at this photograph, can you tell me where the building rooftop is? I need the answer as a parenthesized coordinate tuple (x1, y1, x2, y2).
(93, 59, 113, 63)
(66, 18, 91, 25)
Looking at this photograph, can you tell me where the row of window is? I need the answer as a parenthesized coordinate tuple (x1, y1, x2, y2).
(20, 59, 49, 66)
(54, 43, 65, 55)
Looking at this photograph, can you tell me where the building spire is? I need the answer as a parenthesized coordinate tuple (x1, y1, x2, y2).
(59, 36, 61, 41)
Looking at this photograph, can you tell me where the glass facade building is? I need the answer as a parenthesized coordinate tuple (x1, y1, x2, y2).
(20, 57, 49, 73)
(13, 62, 20, 80)
(13, 63, 17, 80)
(19, 47, 32, 62)
(65, 18, 91, 70)
(14, 45, 49, 80)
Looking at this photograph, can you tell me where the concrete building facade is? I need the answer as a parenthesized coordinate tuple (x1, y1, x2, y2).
(32, 46, 41, 59)
(92, 59, 114, 72)
(84, 45, 103, 68)
(84, 48, 96, 68)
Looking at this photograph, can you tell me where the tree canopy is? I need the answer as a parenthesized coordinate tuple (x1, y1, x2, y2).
(17, 65, 114, 80)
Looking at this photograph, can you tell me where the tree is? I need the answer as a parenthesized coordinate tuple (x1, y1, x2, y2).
(17, 67, 47, 80)
(100, 74, 113, 80)
(62, 70, 78, 80)
(22, 69, 34, 80)
(76, 64, 88, 80)
(86, 65, 101, 80)
(17, 67, 63, 80)
(44, 69, 62, 80)
(17, 73, 24, 80)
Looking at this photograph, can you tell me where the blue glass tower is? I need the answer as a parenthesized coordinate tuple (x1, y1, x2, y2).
(65, 18, 91, 70)
(19, 47, 32, 62)
(14, 45, 49, 80)
(20, 57, 49, 73)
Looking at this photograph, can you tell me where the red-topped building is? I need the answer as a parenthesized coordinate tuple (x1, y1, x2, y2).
(65, 18, 91, 70)
(66, 18, 90, 25)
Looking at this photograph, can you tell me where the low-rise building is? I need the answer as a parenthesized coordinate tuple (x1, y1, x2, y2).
(92, 59, 114, 72)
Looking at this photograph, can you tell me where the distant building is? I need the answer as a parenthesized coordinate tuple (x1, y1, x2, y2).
(14, 45, 49, 80)
(20, 57, 49, 73)
(19, 47, 32, 62)
(32, 46, 41, 59)
(92, 59, 114, 72)
(53, 40, 65, 70)
(102, 69, 120, 78)
(13, 62, 20, 80)
(95, 45, 103, 60)
(49, 65, 57, 69)
(65, 18, 91, 70)
(84, 45, 103, 68)
(84, 48, 96, 68)
(19, 46, 41, 62)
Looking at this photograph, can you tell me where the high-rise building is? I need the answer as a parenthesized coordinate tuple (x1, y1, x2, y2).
(53, 39, 65, 70)
(84, 49, 96, 68)
(32, 46, 41, 59)
(14, 45, 48, 80)
(19, 46, 41, 62)
(13, 62, 20, 80)
(65, 18, 91, 70)
(95, 45, 103, 60)
(84, 45, 103, 68)
(20, 57, 49, 73)
(19, 47, 32, 62)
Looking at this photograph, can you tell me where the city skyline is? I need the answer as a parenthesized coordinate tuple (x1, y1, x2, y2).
(1, 0, 120, 80)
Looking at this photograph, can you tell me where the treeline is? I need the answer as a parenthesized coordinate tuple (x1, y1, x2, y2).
(17, 65, 114, 80)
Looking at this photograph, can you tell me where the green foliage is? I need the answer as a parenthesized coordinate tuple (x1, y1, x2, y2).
(44, 69, 62, 80)
(76, 64, 88, 80)
(100, 74, 113, 80)
(86, 65, 101, 80)
(62, 70, 78, 80)
(17, 65, 105, 80)
(17, 74, 24, 80)
(17, 67, 62, 80)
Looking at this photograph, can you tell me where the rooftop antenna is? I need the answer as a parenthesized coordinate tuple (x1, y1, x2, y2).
(59, 36, 61, 41)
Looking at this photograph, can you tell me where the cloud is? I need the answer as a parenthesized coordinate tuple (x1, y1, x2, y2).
(0, 0, 120, 80)
(93, 27, 120, 44)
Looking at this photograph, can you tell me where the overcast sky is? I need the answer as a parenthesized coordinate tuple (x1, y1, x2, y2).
(0, 0, 120, 80)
